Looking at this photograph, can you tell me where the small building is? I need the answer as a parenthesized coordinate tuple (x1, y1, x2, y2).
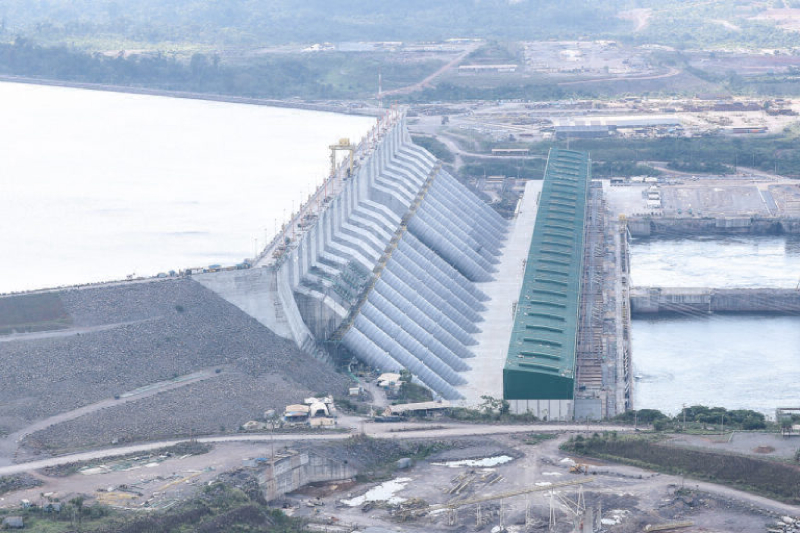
(384, 400, 451, 417)
(458, 64, 518, 74)
(377, 372, 403, 391)
(283, 404, 310, 423)
(554, 125, 612, 140)
(491, 148, 530, 156)
(2, 516, 24, 529)
(308, 402, 329, 417)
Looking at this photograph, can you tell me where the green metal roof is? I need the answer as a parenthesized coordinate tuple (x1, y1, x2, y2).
(503, 149, 590, 400)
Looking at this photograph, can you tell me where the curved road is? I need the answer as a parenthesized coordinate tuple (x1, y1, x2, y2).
(558, 67, 681, 86)
(2, 422, 798, 518)
(0, 422, 631, 476)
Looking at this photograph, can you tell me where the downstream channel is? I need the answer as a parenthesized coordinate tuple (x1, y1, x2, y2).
(630, 235, 800, 416)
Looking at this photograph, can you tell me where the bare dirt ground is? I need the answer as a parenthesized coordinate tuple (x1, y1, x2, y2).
(668, 432, 800, 460)
(280, 432, 799, 532)
(2, 429, 798, 532)
(618, 8, 653, 33)
(382, 44, 479, 97)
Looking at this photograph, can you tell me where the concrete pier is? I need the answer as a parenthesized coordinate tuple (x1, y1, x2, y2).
(573, 184, 633, 419)
(631, 287, 800, 316)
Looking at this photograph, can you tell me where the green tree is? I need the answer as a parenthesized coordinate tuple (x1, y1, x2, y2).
(70, 495, 85, 531)
(479, 395, 510, 416)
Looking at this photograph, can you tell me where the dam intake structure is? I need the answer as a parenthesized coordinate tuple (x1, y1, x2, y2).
(253, 112, 508, 400)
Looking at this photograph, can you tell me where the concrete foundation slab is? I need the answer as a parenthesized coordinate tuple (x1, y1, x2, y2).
(456, 180, 543, 406)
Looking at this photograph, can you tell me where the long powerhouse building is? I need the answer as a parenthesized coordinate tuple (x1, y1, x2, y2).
(504, 149, 589, 419)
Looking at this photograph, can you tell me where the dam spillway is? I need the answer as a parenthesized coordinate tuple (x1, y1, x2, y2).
(266, 113, 508, 400)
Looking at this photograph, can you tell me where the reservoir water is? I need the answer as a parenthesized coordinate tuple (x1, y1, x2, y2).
(630, 236, 800, 417)
(0, 82, 374, 293)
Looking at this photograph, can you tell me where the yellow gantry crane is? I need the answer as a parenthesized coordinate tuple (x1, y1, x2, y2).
(329, 138, 356, 177)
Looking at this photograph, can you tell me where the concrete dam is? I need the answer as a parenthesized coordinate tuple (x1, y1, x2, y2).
(202, 113, 507, 400)
(194, 114, 630, 419)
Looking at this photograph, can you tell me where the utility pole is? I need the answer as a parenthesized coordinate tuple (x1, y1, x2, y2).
(682, 404, 686, 431)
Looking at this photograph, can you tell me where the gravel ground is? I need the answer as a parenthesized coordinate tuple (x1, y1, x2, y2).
(0, 473, 42, 495)
(1, 279, 347, 447)
(668, 432, 800, 460)
(427, 442, 521, 462)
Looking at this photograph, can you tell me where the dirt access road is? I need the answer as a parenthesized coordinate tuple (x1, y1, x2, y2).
(0, 367, 227, 467)
(0, 422, 632, 476)
(381, 43, 480, 97)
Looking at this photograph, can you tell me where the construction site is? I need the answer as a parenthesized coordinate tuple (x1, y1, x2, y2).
(1, 103, 800, 532)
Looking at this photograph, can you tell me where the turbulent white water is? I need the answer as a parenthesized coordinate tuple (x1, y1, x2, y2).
(0, 82, 373, 293)
(630, 236, 800, 417)
(630, 235, 800, 288)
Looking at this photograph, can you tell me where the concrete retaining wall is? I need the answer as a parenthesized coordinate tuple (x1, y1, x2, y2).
(627, 216, 800, 237)
(254, 452, 357, 501)
(631, 287, 800, 315)
(507, 399, 573, 421)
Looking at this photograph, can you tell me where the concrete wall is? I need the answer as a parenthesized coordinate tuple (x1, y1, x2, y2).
(507, 399, 573, 421)
(631, 287, 800, 315)
(627, 216, 800, 237)
(255, 452, 357, 501)
(197, 116, 508, 399)
(193, 267, 292, 340)
(270, 117, 507, 400)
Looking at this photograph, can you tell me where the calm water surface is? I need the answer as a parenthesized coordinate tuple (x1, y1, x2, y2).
(632, 315, 800, 417)
(0, 82, 373, 293)
(631, 236, 800, 417)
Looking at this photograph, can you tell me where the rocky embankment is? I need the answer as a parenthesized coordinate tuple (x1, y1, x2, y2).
(0, 279, 347, 453)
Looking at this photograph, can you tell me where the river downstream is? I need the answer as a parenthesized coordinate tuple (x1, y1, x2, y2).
(630, 236, 800, 417)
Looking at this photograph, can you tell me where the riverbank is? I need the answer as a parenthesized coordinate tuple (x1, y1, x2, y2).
(0, 74, 383, 117)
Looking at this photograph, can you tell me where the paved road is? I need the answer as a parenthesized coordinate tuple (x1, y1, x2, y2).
(557, 67, 681, 86)
(0, 423, 633, 476)
(0, 317, 161, 344)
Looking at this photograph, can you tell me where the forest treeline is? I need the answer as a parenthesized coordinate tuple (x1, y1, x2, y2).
(0, 39, 439, 99)
(1, 0, 798, 50)
(0, 0, 624, 47)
